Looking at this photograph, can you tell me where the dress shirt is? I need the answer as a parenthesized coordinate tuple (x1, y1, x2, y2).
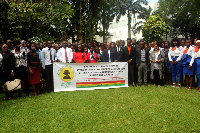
(87, 52, 98, 63)
(183, 46, 195, 66)
(36, 49, 41, 63)
(180, 46, 187, 51)
(0, 53, 3, 67)
(195, 49, 200, 58)
(57, 47, 73, 63)
(41, 47, 56, 69)
(168, 46, 183, 62)
(52, 48, 57, 61)
(154, 51, 160, 69)
(73, 52, 87, 63)
(141, 49, 146, 62)
(117, 46, 121, 52)
(108, 49, 111, 62)
(149, 47, 154, 54)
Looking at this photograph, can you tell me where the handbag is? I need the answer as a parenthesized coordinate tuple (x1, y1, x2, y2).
(4, 79, 21, 91)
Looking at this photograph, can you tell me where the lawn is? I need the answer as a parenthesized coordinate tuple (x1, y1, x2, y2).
(0, 85, 200, 132)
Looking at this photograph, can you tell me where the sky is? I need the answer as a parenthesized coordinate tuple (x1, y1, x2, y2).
(148, 0, 158, 3)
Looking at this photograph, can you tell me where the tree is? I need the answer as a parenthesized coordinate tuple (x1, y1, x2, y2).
(132, 6, 152, 34)
(158, 0, 200, 39)
(2, 0, 74, 43)
(142, 15, 167, 43)
(0, 1, 13, 44)
(115, 0, 148, 38)
(67, 0, 117, 43)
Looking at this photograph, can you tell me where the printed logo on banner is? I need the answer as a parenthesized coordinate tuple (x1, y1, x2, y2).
(59, 67, 74, 82)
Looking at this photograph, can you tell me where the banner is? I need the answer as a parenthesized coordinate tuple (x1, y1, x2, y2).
(53, 62, 128, 92)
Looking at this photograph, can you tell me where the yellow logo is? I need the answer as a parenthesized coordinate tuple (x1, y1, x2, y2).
(59, 67, 74, 82)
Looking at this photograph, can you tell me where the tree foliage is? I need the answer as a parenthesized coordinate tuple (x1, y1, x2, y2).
(132, 6, 152, 34)
(0, 0, 150, 44)
(142, 15, 167, 42)
(158, 0, 200, 39)
(0, 0, 74, 43)
(115, 0, 148, 38)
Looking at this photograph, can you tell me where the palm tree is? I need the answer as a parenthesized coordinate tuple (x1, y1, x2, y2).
(132, 6, 152, 34)
(115, 0, 148, 38)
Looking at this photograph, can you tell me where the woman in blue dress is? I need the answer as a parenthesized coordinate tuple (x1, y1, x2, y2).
(195, 40, 200, 92)
(182, 40, 195, 90)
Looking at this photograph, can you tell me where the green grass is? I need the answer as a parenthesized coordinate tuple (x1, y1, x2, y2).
(0, 85, 200, 132)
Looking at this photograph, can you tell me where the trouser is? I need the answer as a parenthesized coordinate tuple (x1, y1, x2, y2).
(134, 65, 138, 84)
(170, 58, 182, 82)
(0, 70, 3, 93)
(153, 69, 161, 85)
(14, 66, 29, 93)
(128, 63, 135, 84)
(45, 64, 53, 92)
(138, 62, 147, 84)
(196, 59, 200, 87)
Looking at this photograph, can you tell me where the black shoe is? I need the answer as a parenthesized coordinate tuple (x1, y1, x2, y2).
(132, 84, 137, 87)
(144, 83, 148, 86)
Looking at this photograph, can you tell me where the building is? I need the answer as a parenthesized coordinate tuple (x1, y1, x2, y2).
(105, 2, 159, 43)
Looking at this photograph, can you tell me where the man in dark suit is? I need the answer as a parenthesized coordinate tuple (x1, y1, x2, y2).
(116, 40, 122, 59)
(117, 38, 136, 86)
(102, 43, 117, 62)
(131, 38, 140, 84)
(136, 40, 149, 86)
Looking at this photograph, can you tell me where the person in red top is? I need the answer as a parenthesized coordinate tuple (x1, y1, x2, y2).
(27, 44, 41, 96)
(73, 44, 87, 63)
(87, 46, 98, 63)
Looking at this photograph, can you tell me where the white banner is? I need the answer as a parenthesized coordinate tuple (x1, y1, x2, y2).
(53, 62, 128, 92)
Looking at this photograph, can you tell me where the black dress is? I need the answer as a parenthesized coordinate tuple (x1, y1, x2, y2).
(1, 51, 15, 98)
(1, 51, 15, 84)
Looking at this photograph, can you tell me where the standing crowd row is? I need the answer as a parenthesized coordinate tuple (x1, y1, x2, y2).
(0, 37, 200, 99)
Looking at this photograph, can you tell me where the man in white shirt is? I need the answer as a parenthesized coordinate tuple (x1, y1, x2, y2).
(41, 41, 56, 92)
(57, 41, 73, 63)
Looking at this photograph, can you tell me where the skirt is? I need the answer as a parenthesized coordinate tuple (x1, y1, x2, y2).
(182, 57, 195, 75)
(183, 65, 195, 75)
(30, 69, 40, 84)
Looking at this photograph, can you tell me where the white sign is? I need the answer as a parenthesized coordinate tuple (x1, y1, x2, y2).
(53, 62, 128, 92)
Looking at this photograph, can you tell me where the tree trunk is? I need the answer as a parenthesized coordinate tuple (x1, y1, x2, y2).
(102, 0, 105, 42)
(127, 8, 131, 38)
(80, 0, 82, 43)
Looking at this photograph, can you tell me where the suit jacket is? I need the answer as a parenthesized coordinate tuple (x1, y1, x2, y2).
(132, 44, 140, 51)
(118, 46, 136, 64)
(136, 48, 149, 65)
(102, 48, 117, 62)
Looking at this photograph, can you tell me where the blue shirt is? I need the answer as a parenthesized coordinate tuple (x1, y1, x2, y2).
(36, 49, 41, 63)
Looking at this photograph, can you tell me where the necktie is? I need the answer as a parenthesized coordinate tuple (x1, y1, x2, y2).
(50, 49, 53, 63)
(65, 48, 68, 62)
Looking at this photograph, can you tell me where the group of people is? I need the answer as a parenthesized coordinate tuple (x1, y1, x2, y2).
(0, 37, 200, 99)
